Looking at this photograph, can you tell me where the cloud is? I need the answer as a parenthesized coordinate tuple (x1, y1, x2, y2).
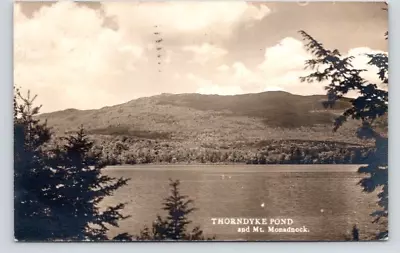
(190, 37, 388, 97)
(164, 49, 175, 64)
(14, 1, 146, 111)
(103, 1, 270, 36)
(258, 37, 310, 74)
(188, 72, 243, 95)
(190, 62, 262, 96)
(180, 38, 315, 97)
(14, 1, 386, 113)
(14, 1, 272, 112)
(217, 64, 230, 72)
(182, 43, 228, 65)
(264, 86, 285, 92)
(256, 37, 387, 95)
(347, 47, 387, 86)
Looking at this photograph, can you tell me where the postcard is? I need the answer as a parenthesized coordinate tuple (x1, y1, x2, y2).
(14, 1, 388, 241)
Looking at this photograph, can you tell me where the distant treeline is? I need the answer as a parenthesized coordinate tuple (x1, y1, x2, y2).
(74, 135, 375, 165)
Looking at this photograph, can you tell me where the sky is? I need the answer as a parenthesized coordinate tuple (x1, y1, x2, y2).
(14, 1, 388, 113)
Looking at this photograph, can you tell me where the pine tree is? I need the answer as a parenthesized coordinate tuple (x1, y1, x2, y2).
(14, 88, 55, 240)
(50, 126, 132, 240)
(14, 88, 132, 241)
(137, 179, 214, 241)
(299, 21, 388, 239)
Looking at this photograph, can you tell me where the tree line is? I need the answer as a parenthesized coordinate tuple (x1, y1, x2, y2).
(84, 136, 376, 166)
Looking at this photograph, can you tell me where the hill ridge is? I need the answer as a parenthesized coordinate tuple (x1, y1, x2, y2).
(38, 91, 357, 143)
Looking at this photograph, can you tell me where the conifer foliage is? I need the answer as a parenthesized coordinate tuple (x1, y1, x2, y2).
(137, 179, 214, 241)
(299, 28, 388, 239)
(14, 88, 132, 241)
(14, 88, 54, 240)
(49, 127, 131, 240)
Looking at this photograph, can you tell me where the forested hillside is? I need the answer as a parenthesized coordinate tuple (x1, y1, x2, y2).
(37, 91, 377, 165)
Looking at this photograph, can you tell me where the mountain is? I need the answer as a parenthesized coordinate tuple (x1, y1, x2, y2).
(38, 91, 360, 144)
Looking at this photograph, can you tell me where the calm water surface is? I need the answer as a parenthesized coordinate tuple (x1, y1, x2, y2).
(100, 165, 381, 241)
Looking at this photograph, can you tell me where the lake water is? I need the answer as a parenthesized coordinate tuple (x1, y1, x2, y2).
(100, 165, 382, 241)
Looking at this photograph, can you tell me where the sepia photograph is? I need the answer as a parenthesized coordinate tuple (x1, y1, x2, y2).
(13, 1, 388, 242)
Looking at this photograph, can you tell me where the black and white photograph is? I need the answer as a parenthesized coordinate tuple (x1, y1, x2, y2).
(13, 1, 388, 242)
